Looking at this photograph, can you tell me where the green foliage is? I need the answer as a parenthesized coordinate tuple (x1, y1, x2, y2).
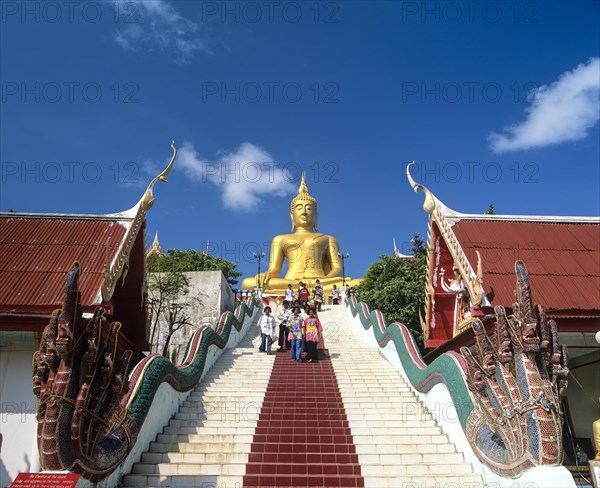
(147, 249, 242, 286)
(485, 204, 495, 215)
(356, 234, 427, 346)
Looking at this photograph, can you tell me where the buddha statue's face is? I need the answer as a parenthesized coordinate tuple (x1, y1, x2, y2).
(291, 200, 317, 231)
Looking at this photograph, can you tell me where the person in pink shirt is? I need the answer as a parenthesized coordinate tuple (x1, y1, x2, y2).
(302, 307, 322, 363)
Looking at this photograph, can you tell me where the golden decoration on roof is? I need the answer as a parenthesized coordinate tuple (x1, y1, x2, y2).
(102, 141, 177, 302)
(406, 161, 436, 214)
(407, 162, 484, 306)
(141, 140, 177, 211)
(147, 232, 165, 258)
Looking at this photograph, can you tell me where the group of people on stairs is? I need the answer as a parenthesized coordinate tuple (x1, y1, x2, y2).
(257, 300, 323, 363)
(285, 280, 330, 312)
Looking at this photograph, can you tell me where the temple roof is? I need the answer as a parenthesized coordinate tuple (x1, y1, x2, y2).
(0, 141, 177, 318)
(452, 219, 600, 314)
(0, 211, 134, 312)
(428, 196, 599, 226)
(407, 162, 600, 318)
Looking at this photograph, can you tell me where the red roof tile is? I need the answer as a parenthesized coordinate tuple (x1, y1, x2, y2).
(452, 220, 600, 313)
(0, 215, 129, 311)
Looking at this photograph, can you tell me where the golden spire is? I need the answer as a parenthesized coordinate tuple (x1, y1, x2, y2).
(147, 231, 165, 258)
(290, 172, 317, 210)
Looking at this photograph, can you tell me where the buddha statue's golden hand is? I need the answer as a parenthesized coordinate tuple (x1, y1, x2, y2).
(255, 273, 271, 288)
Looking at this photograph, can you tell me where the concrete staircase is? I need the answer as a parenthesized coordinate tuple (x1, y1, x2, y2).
(242, 337, 364, 487)
(123, 305, 483, 488)
(122, 328, 275, 488)
(320, 305, 484, 488)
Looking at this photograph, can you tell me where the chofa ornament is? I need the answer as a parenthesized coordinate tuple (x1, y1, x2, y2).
(461, 260, 569, 477)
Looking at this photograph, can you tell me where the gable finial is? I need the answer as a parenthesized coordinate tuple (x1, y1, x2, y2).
(406, 162, 436, 214)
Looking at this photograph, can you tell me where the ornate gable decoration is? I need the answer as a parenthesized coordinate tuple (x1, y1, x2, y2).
(101, 141, 176, 302)
(406, 162, 485, 304)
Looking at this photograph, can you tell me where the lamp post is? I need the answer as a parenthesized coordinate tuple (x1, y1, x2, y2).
(338, 252, 350, 287)
(253, 252, 266, 289)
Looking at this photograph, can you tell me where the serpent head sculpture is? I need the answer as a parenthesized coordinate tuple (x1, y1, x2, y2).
(461, 260, 569, 477)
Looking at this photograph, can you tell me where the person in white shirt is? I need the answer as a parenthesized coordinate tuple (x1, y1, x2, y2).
(257, 306, 277, 355)
(285, 284, 294, 303)
(277, 300, 292, 351)
(332, 284, 340, 305)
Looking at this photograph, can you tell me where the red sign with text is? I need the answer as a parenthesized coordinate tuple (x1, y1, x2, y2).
(11, 473, 80, 488)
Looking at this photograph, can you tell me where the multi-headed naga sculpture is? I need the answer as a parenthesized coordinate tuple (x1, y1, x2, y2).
(32, 262, 257, 480)
(347, 260, 569, 478)
(461, 260, 569, 477)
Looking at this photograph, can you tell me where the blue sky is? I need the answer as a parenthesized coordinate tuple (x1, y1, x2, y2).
(1, 0, 599, 287)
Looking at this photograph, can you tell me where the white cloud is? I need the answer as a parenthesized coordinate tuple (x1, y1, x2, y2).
(113, 0, 208, 64)
(178, 142, 296, 212)
(488, 57, 600, 152)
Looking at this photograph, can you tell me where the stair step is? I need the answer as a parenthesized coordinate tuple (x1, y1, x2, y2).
(157, 432, 255, 444)
(184, 396, 265, 405)
(133, 462, 247, 475)
(250, 443, 357, 454)
(247, 452, 360, 464)
(173, 412, 261, 421)
(355, 443, 457, 454)
(243, 474, 364, 487)
(349, 452, 466, 465)
(163, 426, 256, 435)
(123, 474, 244, 487)
(361, 476, 483, 488)
(149, 441, 252, 453)
(349, 463, 476, 476)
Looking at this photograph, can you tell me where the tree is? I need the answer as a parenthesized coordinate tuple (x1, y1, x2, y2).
(485, 204, 495, 215)
(147, 249, 242, 286)
(147, 268, 197, 357)
(356, 234, 427, 347)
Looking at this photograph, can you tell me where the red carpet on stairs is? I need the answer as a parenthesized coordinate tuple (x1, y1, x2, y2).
(243, 340, 364, 487)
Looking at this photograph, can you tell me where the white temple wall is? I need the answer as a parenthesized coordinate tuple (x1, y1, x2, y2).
(153, 270, 236, 362)
(564, 361, 600, 454)
(0, 337, 40, 488)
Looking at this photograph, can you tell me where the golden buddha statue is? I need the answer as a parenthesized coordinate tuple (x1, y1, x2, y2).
(242, 173, 361, 294)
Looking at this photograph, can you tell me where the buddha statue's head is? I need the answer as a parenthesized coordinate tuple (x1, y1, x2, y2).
(290, 173, 318, 232)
